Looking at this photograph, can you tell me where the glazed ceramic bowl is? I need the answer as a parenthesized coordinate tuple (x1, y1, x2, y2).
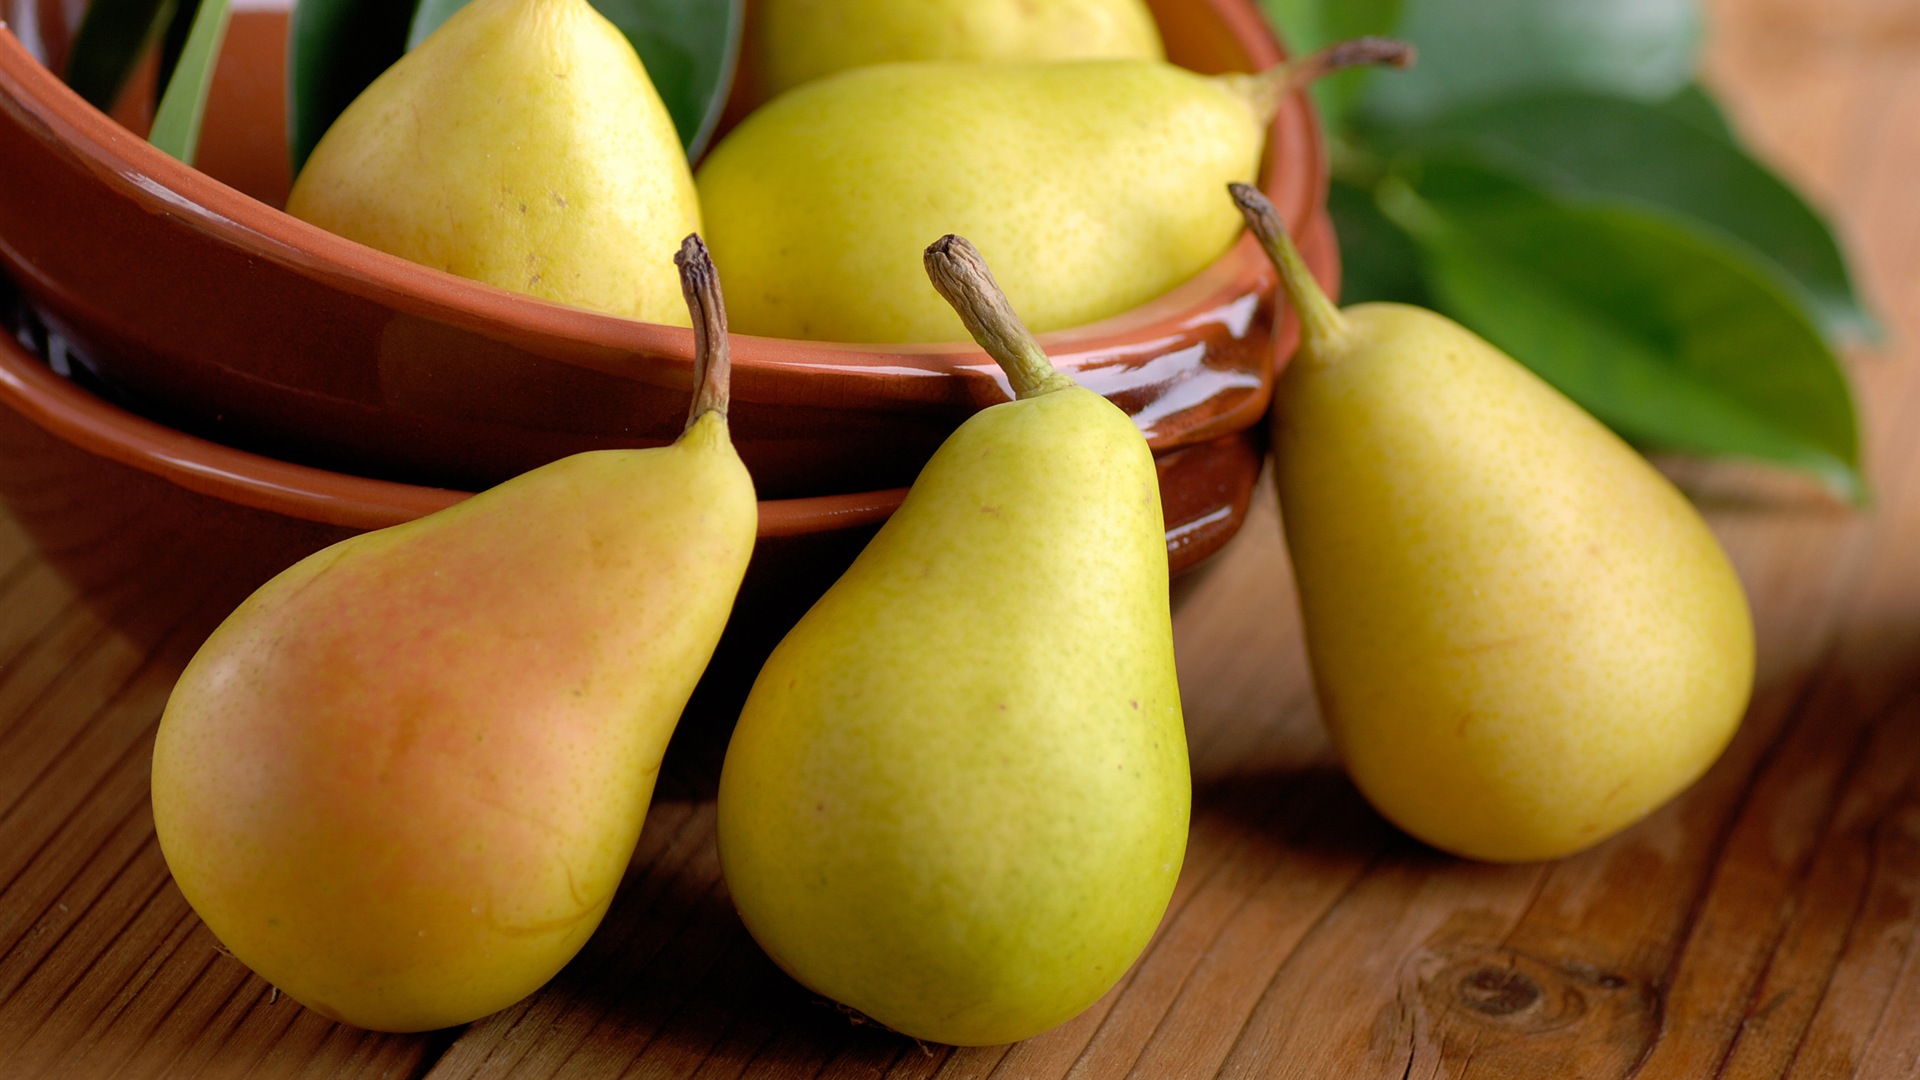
(0, 0, 1333, 497)
(0, 312, 1260, 716)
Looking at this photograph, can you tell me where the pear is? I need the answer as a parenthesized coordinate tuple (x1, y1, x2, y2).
(748, 0, 1164, 104)
(149, 237, 756, 1032)
(285, 0, 701, 325)
(696, 40, 1411, 343)
(716, 237, 1190, 1045)
(1230, 184, 1756, 863)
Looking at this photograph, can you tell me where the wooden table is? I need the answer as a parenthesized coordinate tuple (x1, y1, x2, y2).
(3, 0, 1916, 1074)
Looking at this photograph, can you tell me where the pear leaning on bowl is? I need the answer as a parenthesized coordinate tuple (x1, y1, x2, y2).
(150, 237, 756, 1032)
(748, 0, 1164, 103)
(286, 0, 701, 325)
(716, 237, 1190, 1045)
(1230, 184, 1755, 863)
(697, 40, 1410, 343)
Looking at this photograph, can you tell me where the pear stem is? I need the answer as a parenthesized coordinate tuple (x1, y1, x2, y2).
(675, 233, 731, 429)
(924, 235, 1075, 400)
(1229, 182, 1349, 356)
(1222, 37, 1416, 124)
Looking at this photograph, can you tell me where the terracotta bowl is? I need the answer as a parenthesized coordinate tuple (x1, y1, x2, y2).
(0, 0, 1333, 498)
(0, 305, 1262, 717)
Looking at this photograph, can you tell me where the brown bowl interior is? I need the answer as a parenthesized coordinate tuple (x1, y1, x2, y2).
(0, 0, 1333, 498)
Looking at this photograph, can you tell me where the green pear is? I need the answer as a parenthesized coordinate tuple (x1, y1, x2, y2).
(748, 0, 1164, 104)
(696, 40, 1411, 343)
(150, 237, 756, 1032)
(716, 236, 1189, 1045)
(286, 0, 701, 325)
(1230, 184, 1756, 863)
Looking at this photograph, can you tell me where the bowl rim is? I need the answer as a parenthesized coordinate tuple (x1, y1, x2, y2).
(0, 0, 1318, 377)
(0, 328, 908, 537)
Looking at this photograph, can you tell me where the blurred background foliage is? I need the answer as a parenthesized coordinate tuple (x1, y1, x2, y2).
(1261, 0, 1872, 500)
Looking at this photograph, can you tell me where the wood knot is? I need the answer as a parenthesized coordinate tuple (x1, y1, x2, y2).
(1415, 949, 1640, 1036)
(1459, 967, 1543, 1017)
(1392, 942, 1659, 1069)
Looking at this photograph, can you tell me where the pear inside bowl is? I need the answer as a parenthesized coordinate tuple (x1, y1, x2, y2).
(0, 0, 1335, 502)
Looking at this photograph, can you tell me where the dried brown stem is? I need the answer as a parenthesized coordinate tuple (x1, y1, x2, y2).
(1228, 182, 1349, 353)
(1291, 37, 1416, 85)
(923, 235, 1073, 400)
(675, 233, 731, 428)
(1224, 36, 1416, 123)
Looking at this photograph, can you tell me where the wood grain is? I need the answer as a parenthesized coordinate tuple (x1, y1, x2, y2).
(2, 0, 1917, 1074)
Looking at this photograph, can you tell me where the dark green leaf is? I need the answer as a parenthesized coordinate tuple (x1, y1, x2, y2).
(1658, 82, 1736, 143)
(1382, 162, 1861, 499)
(286, 0, 416, 175)
(157, 0, 197, 95)
(1361, 0, 1701, 125)
(1327, 178, 1431, 307)
(63, 0, 174, 111)
(1376, 91, 1876, 342)
(407, 0, 743, 158)
(1256, 0, 1404, 133)
(148, 0, 231, 164)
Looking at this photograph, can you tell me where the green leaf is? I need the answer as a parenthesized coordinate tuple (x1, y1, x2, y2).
(286, 0, 416, 175)
(157, 0, 198, 95)
(1256, 0, 1318, 46)
(1658, 82, 1736, 143)
(1361, 0, 1701, 125)
(1382, 162, 1862, 500)
(1256, 0, 1404, 132)
(1256, 0, 1405, 52)
(407, 0, 744, 158)
(63, 0, 175, 111)
(1327, 178, 1430, 307)
(1377, 91, 1876, 342)
(148, 0, 231, 164)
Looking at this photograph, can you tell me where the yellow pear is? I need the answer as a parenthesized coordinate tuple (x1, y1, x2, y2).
(150, 238, 756, 1031)
(716, 237, 1189, 1045)
(696, 41, 1410, 343)
(286, 0, 700, 324)
(749, 0, 1164, 103)
(1231, 184, 1755, 863)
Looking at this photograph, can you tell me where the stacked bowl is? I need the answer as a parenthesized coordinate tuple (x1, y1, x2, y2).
(0, 0, 1335, 700)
